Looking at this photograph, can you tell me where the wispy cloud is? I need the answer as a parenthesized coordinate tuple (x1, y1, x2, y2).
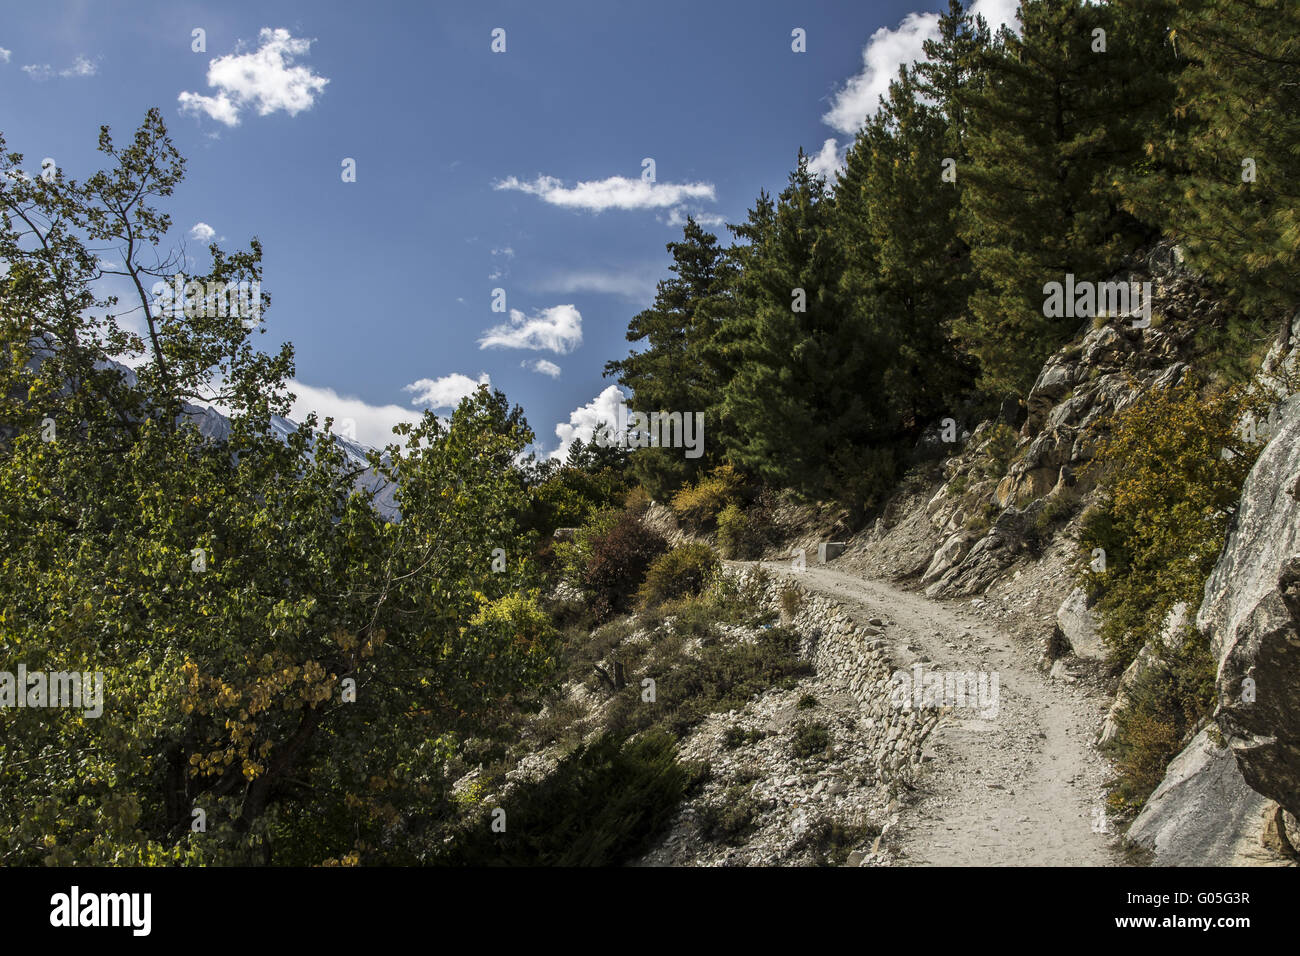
(664, 206, 728, 229)
(21, 55, 99, 80)
(495, 174, 715, 213)
(534, 269, 659, 303)
(524, 358, 561, 379)
(403, 372, 490, 410)
(189, 222, 216, 242)
(478, 304, 582, 354)
(0, 48, 12, 64)
(178, 28, 329, 127)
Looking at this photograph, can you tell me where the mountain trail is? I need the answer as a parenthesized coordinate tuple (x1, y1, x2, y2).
(750, 560, 1122, 866)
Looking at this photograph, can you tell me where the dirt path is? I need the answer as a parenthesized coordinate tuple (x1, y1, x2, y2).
(753, 560, 1122, 866)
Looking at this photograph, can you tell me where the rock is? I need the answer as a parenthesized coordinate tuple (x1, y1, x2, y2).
(1126, 727, 1276, 866)
(1055, 587, 1105, 660)
(1199, 393, 1300, 820)
(818, 541, 846, 563)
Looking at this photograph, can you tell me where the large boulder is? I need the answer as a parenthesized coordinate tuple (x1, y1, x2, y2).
(1198, 393, 1300, 820)
(1125, 727, 1277, 866)
(1056, 587, 1105, 660)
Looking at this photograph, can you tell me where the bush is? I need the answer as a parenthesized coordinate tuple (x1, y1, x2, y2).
(779, 586, 802, 620)
(670, 463, 744, 530)
(1106, 627, 1217, 814)
(790, 721, 831, 759)
(1079, 378, 1266, 668)
(638, 543, 720, 608)
(697, 784, 764, 845)
(579, 511, 669, 620)
(716, 502, 766, 559)
(438, 731, 705, 865)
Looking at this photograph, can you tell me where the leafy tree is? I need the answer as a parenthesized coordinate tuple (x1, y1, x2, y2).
(0, 112, 555, 865)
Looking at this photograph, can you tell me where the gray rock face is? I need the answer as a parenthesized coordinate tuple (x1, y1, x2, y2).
(1056, 587, 1105, 659)
(1126, 727, 1275, 866)
(1198, 393, 1300, 820)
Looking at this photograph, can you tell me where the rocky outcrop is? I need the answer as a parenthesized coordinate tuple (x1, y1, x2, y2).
(1125, 727, 1278, 866)
(1198, 392, 1300, 820)
(859, 243, 1209, 604)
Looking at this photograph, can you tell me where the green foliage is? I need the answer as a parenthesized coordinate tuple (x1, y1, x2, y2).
(638, 543, 720, 609)
(438, 731, 705, 866)
(1123, 0, 1300, 320)
(956, 0, 1177, 396)
(1106, 627, 1217, 814)
(697, 784, 764, 846)
(0, 112, 556, 865)
(669, 462, 744, 530)
(789, 720, 831, 759)
(1078, 377, 1265, 667)
(604, 218, 736, 497)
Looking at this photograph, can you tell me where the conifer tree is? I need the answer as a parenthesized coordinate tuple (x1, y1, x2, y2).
(956, 0, 1175, 397)
(1125, 0, 1299, 318)
(604, 217, 736, 496)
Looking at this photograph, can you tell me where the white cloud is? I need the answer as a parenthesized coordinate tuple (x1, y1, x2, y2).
(478, 304, 582, 354)
(525, 359, 562, 378)
(816, 0, 1021, 175)
(178, 28, 329, 127)
(534, 269, 658, 302)
(806, 138, 846, 181)
(491, 246, 515, 258)
(664, 206, 728, 229)
(402, 371, 490, 410)
(287, 380, 424, 448)
(20, 55, 98, 80)
(0, 48, 11, 64)
(495, 174, 716, 212)
(551, 384, 627, 460)
(189, 222, 216, 242)
(61, 55, 97, 78)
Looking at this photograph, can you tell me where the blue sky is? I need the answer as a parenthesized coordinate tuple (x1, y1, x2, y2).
(0, 0, 1018, 456)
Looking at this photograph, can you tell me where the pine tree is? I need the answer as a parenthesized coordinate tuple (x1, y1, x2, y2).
(719, 153, 897, 508)
(956, 0, 1176, 398)
(833, 66, 977, 436)
(604, 217, 736, 496)
(1126, 0, 1300, 318)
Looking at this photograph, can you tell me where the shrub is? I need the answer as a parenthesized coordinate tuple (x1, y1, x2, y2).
(779, 586, 802, 620)
(790, 721, 831, 759)
(722, 726, 766, 749)
(1079, 378, 1266, 668)
(1106, 627, 1217, 814)
(797, 693, 818, 710)
(670, 463, 744, 530)
(697, 784, 764, 845)
(716, 502, 769, 559)
(638, 543, 720, 608)
(439, 731, 705, 865)
(580, 511, 668, 620)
